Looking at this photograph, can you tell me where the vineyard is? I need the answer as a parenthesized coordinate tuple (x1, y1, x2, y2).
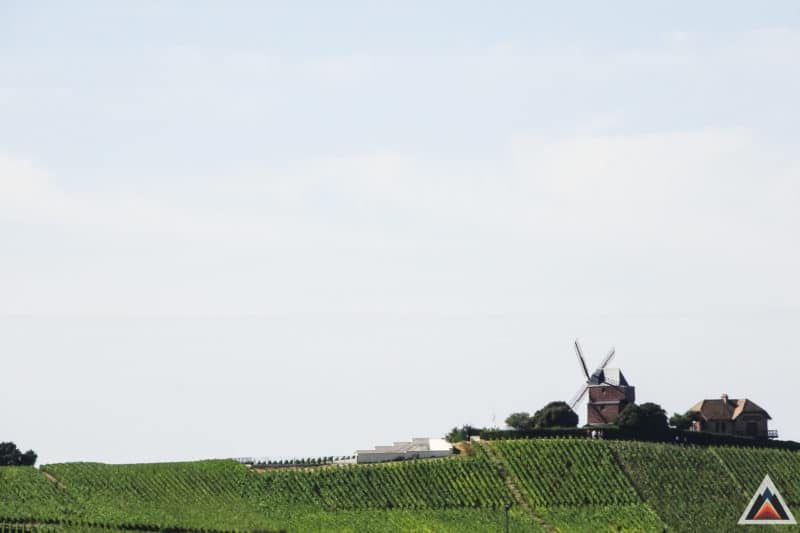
(490, 438, 640, 506)
(538, 504, 665, 532)
(0, 466, 77, 521)
(608, 440, 745, 532)
(257, 444, 510, 510)
(0, 438, 799, 531)
(711, 446, 800, 506)
(607, 440, 800, 532)
(41, 460, 271, 531)
(487, 439, 667, 531)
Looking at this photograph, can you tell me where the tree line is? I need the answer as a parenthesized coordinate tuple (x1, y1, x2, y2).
(0, 442, 37, 466)
(447, 401, 698, 442)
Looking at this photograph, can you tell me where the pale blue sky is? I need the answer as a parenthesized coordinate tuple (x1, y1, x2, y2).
(1, 2, 799, 464)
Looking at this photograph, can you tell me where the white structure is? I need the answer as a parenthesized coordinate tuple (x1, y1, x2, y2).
(355, 437, 453, 464)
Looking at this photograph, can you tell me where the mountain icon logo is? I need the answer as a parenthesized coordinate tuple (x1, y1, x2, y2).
(739, 474, 796, 525)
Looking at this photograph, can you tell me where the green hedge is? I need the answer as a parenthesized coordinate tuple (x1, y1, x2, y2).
(479, 426, 800, 450)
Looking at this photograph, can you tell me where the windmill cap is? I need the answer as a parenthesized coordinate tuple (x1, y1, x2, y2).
(593, 368, 629, 386)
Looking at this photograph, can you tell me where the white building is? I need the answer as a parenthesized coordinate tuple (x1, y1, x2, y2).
(355, 437, 453, 464)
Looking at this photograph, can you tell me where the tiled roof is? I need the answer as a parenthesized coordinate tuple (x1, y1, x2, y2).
(689, 397, 771, 421)
(732, 399, 771, 420)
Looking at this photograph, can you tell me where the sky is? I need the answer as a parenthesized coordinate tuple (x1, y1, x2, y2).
(1, 1, 799, 465)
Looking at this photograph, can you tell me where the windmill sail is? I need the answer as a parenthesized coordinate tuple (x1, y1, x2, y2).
(574, 339, 591, 380)
(569, 383, 589, 410)
(595, 348, 616, 373)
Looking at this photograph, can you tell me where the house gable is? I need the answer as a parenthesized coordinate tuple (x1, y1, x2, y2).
(688, 395, 772, 439)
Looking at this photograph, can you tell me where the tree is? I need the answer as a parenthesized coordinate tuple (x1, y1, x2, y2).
(531, 401, 579, 429)
(0, 442, 37, 466)
(669, 410, 697, 430)
(505, 412, 533, 431)
(617, 402, 668, 434)
(445, 425, 478, 443)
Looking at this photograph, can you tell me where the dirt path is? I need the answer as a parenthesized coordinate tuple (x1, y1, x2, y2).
(475, 440, 557, 533)
(41, 470, 66, 489)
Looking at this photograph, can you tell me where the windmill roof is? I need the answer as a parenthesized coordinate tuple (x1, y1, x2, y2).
(589, 368, 629, 386)
(689, 397, 771, 421)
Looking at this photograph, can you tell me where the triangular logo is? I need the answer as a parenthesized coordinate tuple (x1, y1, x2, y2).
(738, 474, 796, 525)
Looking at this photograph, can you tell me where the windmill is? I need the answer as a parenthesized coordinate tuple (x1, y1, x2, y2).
(569, 339, 635, 425)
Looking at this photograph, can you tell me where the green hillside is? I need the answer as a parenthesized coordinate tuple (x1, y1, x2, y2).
(490, 439, 665, 531)
(1, 438, 799, 532)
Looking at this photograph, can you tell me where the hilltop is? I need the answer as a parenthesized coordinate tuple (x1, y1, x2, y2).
(1, 437, 799, 532)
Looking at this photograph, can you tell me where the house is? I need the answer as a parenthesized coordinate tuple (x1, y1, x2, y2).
(355, 437, 453, 464)
(586, 368, 636, 425)
(688, 394, 775, 439)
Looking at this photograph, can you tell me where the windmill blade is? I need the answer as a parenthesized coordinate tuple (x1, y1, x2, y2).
(569, 383, 589, 410)
(574, 339, 591, 380)
(595, 347, 616, 371)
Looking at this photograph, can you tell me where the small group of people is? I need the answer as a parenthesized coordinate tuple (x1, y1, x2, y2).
(589, 429, 604, 439)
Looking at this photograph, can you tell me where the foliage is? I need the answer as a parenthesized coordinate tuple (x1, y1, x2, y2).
(2, 439, 800, 531)
(490, 439, 640, 506)
(531, 401, 579, 429)
(480, 425, 800, 450)
(0, 443, 37, 467)
(36, 451, 513, 530)
(254, 508, 545, 532)
(444, 425, 478, 443)
(711, 446, 800, 506)
(540, 504, 666, 532)
(43, 460, 272, 531)
(0, 465, 78, 521)
(2, 510, 542, 533)
(0, 525, 62, 533)
(505, 412, 533, 431)
(243, 455, 353, 468)
(480, 427, 590, 440)
(258, 446, 511, 510)
(668, 411, 696, 430)
(609, 440, 748, 532)
(616, 403, 668, 434)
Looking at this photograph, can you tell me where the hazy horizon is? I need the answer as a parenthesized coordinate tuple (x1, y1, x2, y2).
(2, 1, 799, 465)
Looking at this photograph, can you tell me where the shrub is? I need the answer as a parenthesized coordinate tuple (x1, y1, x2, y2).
(617, 403, 668, 435)
(531, 401, 579, 429)
(504, 412, 533, 431)
(0, 442, 37, 467)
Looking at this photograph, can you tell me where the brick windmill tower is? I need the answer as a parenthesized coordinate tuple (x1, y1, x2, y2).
(569, 339, 636, 425)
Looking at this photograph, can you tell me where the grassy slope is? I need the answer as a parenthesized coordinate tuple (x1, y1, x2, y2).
(0, 439, 799, 531)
